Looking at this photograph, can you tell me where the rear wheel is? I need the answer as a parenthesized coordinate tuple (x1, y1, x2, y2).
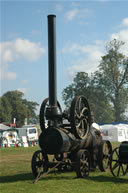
(70, 96, 91, 139)
(98, 140, 112, 172)
(110, 147, 128, 177)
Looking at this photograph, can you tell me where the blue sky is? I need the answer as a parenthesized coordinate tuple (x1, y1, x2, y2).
(1, 0, 128, 113)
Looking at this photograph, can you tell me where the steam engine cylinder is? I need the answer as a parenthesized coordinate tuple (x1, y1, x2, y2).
(39, 127, 81, 154)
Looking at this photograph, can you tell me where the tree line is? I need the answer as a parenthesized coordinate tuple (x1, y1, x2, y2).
(62, 39, 128, 123)
(0, 90, 39, 127)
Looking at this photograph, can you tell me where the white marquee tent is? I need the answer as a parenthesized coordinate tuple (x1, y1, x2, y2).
(100, 123, 128, 142)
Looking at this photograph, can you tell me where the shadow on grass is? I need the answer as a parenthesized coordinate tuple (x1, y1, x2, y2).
(0, 172, 128, 184)
(0, 173, 34, 183)
(0, 171, 74, 183)
(87, 175, 128, 184)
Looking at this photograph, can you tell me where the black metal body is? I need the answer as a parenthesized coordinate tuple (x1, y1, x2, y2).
(39, 127, 81, 154)
(119, 142, 128, 163)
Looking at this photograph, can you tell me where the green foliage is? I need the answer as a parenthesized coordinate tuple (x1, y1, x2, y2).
(0, 90, 39, 127)
(99, 39, 128, 121)
(0, 96, 12, 122)
(62, 72, 90, 109)
(22, 99, 39, 124)
(62, 72, 114, 123)
(62, 39, 128, 123)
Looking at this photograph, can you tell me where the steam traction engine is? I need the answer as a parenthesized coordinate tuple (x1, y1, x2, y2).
(31, 15, 112, 182)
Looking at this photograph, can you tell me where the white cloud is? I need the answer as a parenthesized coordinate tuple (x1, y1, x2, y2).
(62, 17, 128, 79)
(65, 7, 93, 22)
(0, 38, 46, 80)
(17, 88, 27, 94)
(0, 68, 16, 80)
(64, 43, 104, 78)
(110, 29, 128, 56)
(111, 29, 128, 42)
(7, 72, 17, 80)
(121, 18, 128, 27)
(65, 8, 78, 21)
(14, 38, 45, 61)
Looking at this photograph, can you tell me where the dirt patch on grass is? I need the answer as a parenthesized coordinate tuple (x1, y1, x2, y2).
(0, 153, 33, 163)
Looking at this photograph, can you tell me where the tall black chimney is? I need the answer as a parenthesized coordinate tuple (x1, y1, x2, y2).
(48, 15, 57, 107)
(45, 15, 62, 126)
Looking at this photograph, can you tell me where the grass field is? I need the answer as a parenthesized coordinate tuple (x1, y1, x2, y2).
(0, 143, 128, 193)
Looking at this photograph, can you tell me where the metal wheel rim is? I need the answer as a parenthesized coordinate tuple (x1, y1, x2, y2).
(40, 98, 49, 131)
(98, 140, 112, 172)
(70, 96, 91, 139)
(110, 147, 128, 177)
(76, 150, 90, 178)
(31, 150, 48, 177)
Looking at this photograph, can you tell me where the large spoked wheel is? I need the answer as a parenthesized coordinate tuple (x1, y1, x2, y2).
(98, 140, 112, 172)
(70, 95, 91, 139)
(31, 150, 49, 178)
(40, 98, 62, 132)
(75, 150, 90, 178)
(110, 147, 128, 177)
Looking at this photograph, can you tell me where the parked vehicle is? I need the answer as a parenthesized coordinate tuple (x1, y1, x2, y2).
(17, 125, 38, 144)
(0, 124, 20, 147)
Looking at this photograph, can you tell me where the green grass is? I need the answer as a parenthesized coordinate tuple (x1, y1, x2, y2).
(0, 143, 128, 193)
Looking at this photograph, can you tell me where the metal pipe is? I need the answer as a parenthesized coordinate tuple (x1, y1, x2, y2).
(48, 15, 57, 106)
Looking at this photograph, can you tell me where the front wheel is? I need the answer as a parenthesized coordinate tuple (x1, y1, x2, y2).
(31, 150, 49, 178)
(75, 150, 90, 178)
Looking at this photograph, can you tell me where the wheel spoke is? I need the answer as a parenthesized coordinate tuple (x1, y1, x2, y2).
(115, 149, 119, 158)
(37, 154, 41, 160)
(121, 164, 125, 175)
(117, 165, 120, 176)
(36, 160, 43, 167)
(112, 161, 119, 170)
(75, 110, 81, 119)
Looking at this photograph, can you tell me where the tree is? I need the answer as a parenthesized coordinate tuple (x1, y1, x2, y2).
(0, 90, 39, 127)
(22, 99, 39, 124)
(99, 39, 128, 122)
(0, 96, 12, 122)
(62, 39, 128, 123)
(62, 72, 90, 109)
(62, 72, 114, 123)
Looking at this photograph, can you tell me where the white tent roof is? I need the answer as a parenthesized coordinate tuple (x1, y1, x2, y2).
(100, 124, 118, 131)
(0, 124, 10, 130)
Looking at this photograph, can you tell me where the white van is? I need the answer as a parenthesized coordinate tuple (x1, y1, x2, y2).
(17, 125, 38, 144)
